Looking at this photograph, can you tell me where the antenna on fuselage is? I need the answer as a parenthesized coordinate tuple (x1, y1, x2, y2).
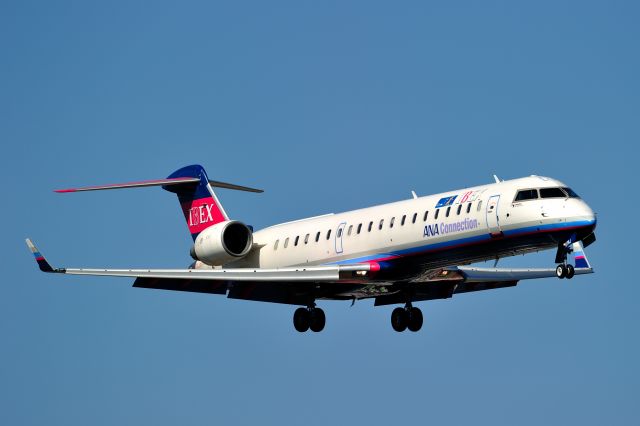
(493, 174, 502, 183)
(411, 190, 418, 199)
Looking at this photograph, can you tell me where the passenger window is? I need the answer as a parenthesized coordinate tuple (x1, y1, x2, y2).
(477, 200, 483, 211)
(390, 217, 395, 228)
(357, 223, 362, 234)
(446, 207, 451, 217)
(378, 219, 384, 230)
(412, 213, 417, 224)
(423, 211, 428, 221)
(401, 215, 406, 226)
(515, 189, 539, 201)
(457, 205, 462, 215)
(304, 234, 309, 244)
(435, 209, 439, 219)
(467, 202, 472, 214)
(274, 239, 279, 250)
(562, 187, 580, 198)
(368, 221, 373, 232)
(294, 236, 299, 246)
(347, 225, 353, 236)
(326, 229, 331, 240)
(315, 231, 320, 242)
(540, 187, 567, 198)
(284, 237, 289, 248)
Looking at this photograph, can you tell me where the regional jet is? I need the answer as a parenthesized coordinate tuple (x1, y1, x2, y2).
(27, 165, 597, 332)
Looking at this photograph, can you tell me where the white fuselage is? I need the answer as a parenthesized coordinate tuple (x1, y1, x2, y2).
(224, 176, 596, 273)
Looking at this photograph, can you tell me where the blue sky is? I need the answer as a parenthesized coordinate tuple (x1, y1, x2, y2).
(2, 1, 638, 424)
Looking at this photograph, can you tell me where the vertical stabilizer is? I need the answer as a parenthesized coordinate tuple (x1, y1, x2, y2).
(163, 165, 229, 240)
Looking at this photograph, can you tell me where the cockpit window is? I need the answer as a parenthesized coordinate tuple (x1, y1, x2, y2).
(515, 189, 538, 201)
(540, 187, 567, 198)
(561, 187, 580, 198)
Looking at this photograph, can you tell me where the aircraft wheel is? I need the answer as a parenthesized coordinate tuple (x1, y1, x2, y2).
(566, 264, 575, 279)
(391, 307, 408, 332)
(556, 264, 567, 279)
(407, 307, 423, 332)
(309, 308, 326, 332)
(293, 307, 310, 332)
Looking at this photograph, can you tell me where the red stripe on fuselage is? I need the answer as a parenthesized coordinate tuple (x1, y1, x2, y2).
(359, 223, 591, 264)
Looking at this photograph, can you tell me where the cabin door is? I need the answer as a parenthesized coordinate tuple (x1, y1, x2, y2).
(486, 195, 502, 235)
(335, 222, 346, 254)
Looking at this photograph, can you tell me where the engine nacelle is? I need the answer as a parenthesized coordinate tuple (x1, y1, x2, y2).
(190, 220, 253, 266)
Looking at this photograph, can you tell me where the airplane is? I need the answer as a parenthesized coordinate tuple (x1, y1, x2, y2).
(26, 164, 597, 333)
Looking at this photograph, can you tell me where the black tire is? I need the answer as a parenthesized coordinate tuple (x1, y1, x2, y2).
(293, 307, 310, 332)
(309, 308, 326, 332)
(391, 307, 408, 332)
(566, 264, 575, 279)
(556, 264, 567, 279)
(407, 307, 423, 332)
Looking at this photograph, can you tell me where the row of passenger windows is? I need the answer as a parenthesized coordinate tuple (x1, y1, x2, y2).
(514, 187, 580, 202)
(273, 200, 483, 250)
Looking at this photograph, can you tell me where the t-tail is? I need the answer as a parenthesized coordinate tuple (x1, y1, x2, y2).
(163, 165, 229, 240)
(54, 164, 262, 241)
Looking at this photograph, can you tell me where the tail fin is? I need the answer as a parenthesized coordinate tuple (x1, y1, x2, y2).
(54, 164, 263, 242)
(163, 165, 228, 240)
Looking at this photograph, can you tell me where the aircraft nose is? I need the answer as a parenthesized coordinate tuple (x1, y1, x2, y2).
(575, 201, 597, 227)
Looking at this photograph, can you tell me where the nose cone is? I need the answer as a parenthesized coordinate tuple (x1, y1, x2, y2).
(578, 201, 596, 224)
(572, 200, 597, 234)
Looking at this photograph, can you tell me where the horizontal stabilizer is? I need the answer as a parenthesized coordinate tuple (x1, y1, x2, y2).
(55, 177, 263, 193)
(55, 177, 200, 193)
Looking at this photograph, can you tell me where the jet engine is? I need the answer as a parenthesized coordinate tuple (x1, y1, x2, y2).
(190, 220, 253, 266)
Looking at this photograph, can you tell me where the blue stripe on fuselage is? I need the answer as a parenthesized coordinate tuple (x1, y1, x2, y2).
(331, 219, 595, 266)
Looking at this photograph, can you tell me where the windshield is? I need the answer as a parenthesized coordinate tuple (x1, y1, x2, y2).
(561, 187, 580, 198)
(539, 187, 567, 198)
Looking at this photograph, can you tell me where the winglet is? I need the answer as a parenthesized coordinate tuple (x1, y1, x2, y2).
(25, 239, 61, 273)
(572, 241, 592, 270)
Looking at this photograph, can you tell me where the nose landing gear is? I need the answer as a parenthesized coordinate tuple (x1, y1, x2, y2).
(391, 303, 423, 332)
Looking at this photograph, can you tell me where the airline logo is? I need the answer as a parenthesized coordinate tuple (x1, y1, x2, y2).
(424, 218, 479, 238)
(181, 197, 225, 234)
(435, 190, 485, 208)
(436, 195, 457, 208)
(189, 204, 216, 227)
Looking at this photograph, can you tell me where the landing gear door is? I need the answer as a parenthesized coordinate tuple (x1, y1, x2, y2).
(486, 195, 501, 235)
(335, 222, 346, 254)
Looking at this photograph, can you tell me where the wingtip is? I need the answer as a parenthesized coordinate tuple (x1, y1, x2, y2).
(25, 238, 56, 273)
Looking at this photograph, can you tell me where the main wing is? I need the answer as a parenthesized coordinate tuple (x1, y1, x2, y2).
(26, 239, 373, 283)
(27, 239, 594, 306)
(374, 241, 593, 305)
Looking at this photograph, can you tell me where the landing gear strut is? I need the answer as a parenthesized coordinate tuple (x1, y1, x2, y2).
(391, 303, 423, 332)
(555, 242, 576, 280)
(293, 304, 325, 332)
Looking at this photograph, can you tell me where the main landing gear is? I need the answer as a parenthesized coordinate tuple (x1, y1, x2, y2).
(391, 303, 423, 332)
(293, 304, 326, 332)
(556, 264, 575, 279)
(555, 241, 576, 279)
